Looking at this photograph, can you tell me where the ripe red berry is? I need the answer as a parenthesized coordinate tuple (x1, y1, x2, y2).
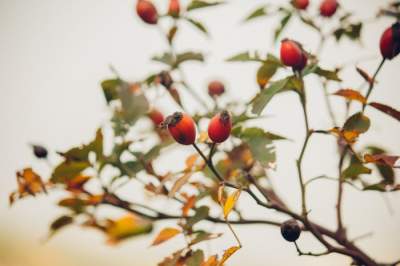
(168, 0, 180, 17)
(208, 80, 225, 97)
(319, 0, 338, 17)
(280, 219, 301, 242)
(292, 0, 309, 10)
(167, 112, 196, 145)
(380, 22, 400, 60)
(136, 0, 158, 25)
(208, 110, 232, 143)
(280, 40, 307, 70)
(148, 109, 164, 126)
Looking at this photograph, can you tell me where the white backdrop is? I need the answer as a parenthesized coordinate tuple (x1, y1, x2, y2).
(0, 0, 399, 265)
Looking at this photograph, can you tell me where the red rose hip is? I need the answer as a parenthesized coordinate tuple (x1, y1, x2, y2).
(293, 0, 309, 10)
(208, 80, 225, 97)
(319, 0, 338, 17)
(280, 39, 307, 70)
(208, 110, 232, 143)
(167, 112, 196, 145)
(168, 0, 180, 17)
(136, 0, 158, 25)
(380, 22, 400, 60)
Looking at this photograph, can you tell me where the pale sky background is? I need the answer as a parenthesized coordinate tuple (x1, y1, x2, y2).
(0, 0, 399, 265)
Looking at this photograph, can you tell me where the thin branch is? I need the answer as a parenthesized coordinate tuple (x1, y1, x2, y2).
(337, 147, 348, 234)
(294, 241, 330, 257)
(362, 58, 386, 111)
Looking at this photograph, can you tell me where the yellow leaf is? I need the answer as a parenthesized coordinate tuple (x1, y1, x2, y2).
(151, 227, 181, 246)
(106, 215, 152, 244)
(168, 172, 192, 198)
(223, 189, 241, 219)
(201, 255, 218, 266)
(219, 246, 240, 266)
(185, 154, 199, 170)
(199, 131, 209, 143)
(333, 89, 366, 104)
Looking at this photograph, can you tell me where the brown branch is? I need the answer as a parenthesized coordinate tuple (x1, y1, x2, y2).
(294, 241, 330, 257)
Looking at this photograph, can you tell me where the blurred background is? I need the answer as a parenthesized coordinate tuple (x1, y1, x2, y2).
(0, 0, 399, 265)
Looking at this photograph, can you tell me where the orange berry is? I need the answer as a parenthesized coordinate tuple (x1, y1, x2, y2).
(168, 0, 180, 17)
(208, 110, 232, 143)
(167, 112, 196, 145)
(148, 109, 164, 126)
(293, 0, 309, 10)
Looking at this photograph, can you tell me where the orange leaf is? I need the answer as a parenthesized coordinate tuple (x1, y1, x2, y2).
(199, 131, 209, 143)
(185, 154, 199, 170)
(182, 195, 196, 216)
(217, 184, 225, 205)
(106, 215, 153, 244)
(201, 255, 218, 266)
(219, 246, 240, 266)
(151, 227, 181, 246)
(333, 89, 366, 103)
(223, 189, 241, 219)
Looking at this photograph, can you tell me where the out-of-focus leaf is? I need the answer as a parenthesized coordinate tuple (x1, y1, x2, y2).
(343, 112, 370, 134)
(244, 5, 268, 22)
(119, 83, 149, 124)
(106, 215, 153, 244)
(256, 62, 279, 89)
(366, 146, 395, 184)
(120, 161, 143, 177)
(190, 232, 222, 246)
(363, 182, 387, 192)
(223, 189, 241, 218)
(334, 23, 362, 41)
(152, 52, 175, 66)
(364, 154, 399, 167)
(235, 127, 277, 167)
(274, 12, 292, 41)
(333, 89, 366, 103)
(201, 255, 218, 266)
(168, 172, 192, 197)
(342, 160, 371, 179)
(356, 67, 373, 85)
(151, 227, 181, 246)
(9, 168, 46, 205)
(168, 25, 178, 44)
(185, 18, 209, 36)
(49, 215, 74, 238)
(58, 197, 89, 213)
(226, 51, 263, 62)
(182, 195, 196, 216)
(369, 102, 400, 122)
(187, 250, 205, 266)
(101, 79, 120, 104)
(251, 77, 289, 115)
(187, 0, 224, 11)
(219, 246, 240, 265)
(286, 75, 304, 92)
(299, 15, 320, 31)
(313, 66, 341, 81)
(51, 161, 91, 183)
(186, 206, 209, 229)
(66, 175, 91, 192)
(175, 52, 204, 67)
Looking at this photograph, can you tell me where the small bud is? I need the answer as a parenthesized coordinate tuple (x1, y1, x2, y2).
(280, 219, 301, 242)
(159, 71, 173, 89)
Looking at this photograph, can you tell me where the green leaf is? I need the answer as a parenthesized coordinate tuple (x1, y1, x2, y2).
(186, 250, 204, 266)
(226, 51, 263, 62)
(256, 61, 280, 88)
(49, 215, 74, 238)
(342, 162, 371, 180)
(187, 0, 224, 11)
(185, 17, 209, 36)
(152, 52, 175, 66)
(175, 52, 204, 67)
(238, 127, 276, 167)
(120, 161, 143, 177)
(366, 146, 395, 185)
(51, 161, 91, 183)
(299, 15, 320, 32)
(251, 77, 289, 115)
(119, 83, 149, 124)
(343, 112, 370, 134)
(186, 206, 209, 229)
(334, 23, 362, 41)
(101, 79, 120, 104)
(274, 12, 292, 42)
(244, 5, 268, 22)
(314, 66, 341, 81)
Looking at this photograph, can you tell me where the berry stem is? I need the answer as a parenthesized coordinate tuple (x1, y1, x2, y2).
(362, 57, 386, 112)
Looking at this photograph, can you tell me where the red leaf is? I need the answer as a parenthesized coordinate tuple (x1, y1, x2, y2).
(364, 154, 399, 167)
(333, 89, 366, 103)
(369, 102, 400, 122)
(356, 66, 374, 85)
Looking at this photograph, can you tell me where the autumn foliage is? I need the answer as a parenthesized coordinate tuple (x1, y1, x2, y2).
(9, 1, 400, 266)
